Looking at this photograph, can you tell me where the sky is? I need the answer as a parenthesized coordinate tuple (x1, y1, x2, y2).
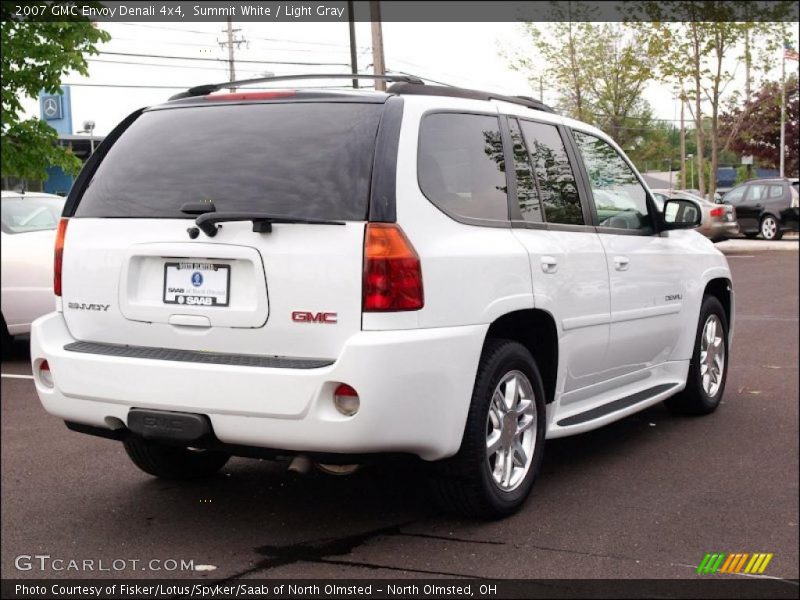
(18, 20, 800, 137)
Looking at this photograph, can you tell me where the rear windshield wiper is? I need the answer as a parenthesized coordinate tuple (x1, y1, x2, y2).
(195, 212, 345, 237)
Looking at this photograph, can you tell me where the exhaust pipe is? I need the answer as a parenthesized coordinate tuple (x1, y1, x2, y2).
(287, 454, 313, 474)
(286, 455, 360, 476)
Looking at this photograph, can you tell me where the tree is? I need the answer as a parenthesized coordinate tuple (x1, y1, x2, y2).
(633, 1, 795, 198)
(508, 13, 655, 150)
(720, 76, 800, 176)
(1, 11, 109, 181)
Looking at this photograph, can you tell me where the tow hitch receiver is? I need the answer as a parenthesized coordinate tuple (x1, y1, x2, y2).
(127, 409, 212, 443)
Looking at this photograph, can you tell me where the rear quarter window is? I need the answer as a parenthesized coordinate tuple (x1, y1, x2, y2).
(417, 112, 509, 223)
(73, 102, 383, 221)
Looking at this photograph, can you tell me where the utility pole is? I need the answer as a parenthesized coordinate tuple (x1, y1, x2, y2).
(370, 1, 386, 91)
(779, 44, 786, 178)
(680, 94, 686, 190)
(220, 18, 247, 92)
(347, 0, 358, 88)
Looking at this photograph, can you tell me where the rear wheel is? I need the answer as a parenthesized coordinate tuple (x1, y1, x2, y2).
(760, 215, 783, 240)
(429, 339, 546, 518)
(123, 436, 229, 479)
(665, 296, 729, 416)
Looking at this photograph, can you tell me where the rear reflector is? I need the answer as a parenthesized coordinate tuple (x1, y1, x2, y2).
(204, 90, 296, 101)
(709, 207, 724, 217)
(333, 383, 359, 416)
(363, 223, 424, 311)
(54, 218, 68, 297)
(38, 360, 53, 388)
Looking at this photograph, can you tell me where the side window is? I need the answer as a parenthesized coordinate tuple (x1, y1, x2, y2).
(724, 186, 746, 204)
(418, 113, 508, 222)
(651, 192, 668, 210)
(508, 119, 543, 222)
(768, 185, 784, 199)
(518, 120, 584, 225)
(745, 184, 767, 202)
(573, 130, 652, 232)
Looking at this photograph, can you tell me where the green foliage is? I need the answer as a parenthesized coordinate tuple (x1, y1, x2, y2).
(1, 15, 110, 180)
(509, 14, 655, 151)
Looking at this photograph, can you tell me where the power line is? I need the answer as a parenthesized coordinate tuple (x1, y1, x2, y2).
(97, 50, 350, 67)
(113, 22, 371, 51)
(61, 82, 376, 91)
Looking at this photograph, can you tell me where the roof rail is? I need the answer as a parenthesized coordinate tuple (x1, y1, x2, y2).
(169, 73, 425, 100)
(386, 83, 554, 113)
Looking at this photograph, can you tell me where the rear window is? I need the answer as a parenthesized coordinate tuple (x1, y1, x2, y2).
(1, 196, 65, 234)
(74, 102, 383, 220)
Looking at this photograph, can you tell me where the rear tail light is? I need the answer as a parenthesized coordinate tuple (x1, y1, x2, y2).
(709, 207, 725, 217)
(54, 218, 68, 296)
(333, 383, 359, 416)
(204, 90, 296, 101)
(792, 194, 798, 208)
(363, 223, 424, 311)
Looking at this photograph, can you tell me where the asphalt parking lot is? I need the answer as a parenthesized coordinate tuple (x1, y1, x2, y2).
(1, 247, 797, 584)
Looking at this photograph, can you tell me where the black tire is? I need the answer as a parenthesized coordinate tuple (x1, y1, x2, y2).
(760, 215, 783, 241)
(665, 296, 729, 416)
(429, 339, 547, 519)
(0, 314, 13, 359)
(123, 436, 229, 479)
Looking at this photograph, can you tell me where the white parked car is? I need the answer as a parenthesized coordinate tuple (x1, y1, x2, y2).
(30, 75, 733, 518)
(1, 191, 65, 352)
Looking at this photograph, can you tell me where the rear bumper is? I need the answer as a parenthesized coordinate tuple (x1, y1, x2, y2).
(31, 313, 487, 460)
(704, 221, 739, 241)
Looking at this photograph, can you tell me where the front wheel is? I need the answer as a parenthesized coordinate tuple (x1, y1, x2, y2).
(429, 339, 547, 518)
(665, 296, 729, 416)
(123, 436, 230, 479)
(760, 215, 783, 240)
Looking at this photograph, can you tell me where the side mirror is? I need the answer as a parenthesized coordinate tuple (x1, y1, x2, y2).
(663, 198, 702, 229)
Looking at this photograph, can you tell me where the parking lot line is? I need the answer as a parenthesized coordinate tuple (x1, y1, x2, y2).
(1, 373, 33, 380)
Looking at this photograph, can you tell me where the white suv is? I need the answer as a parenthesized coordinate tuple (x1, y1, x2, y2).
(30, 75, 733, 518)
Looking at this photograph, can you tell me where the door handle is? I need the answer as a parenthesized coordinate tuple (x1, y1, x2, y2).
(540, 256, 558, 274)
(613, 256, 630, 271)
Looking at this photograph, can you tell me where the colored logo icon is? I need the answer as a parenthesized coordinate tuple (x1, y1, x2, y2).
(697, 552, 774, 575)
(191, 272, 203, 287)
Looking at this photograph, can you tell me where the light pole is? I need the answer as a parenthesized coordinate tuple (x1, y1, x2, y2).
(687, 153, 694, 190)
(79, 120, 96, 155)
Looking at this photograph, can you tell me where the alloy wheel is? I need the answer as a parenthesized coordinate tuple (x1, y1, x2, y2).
(485, 370, 537, 491)
(761, 216, 778, 240)
(700, 314, 725, 397)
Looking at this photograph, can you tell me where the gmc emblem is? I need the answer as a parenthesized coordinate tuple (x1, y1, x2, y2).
(292, 311, 338, 324)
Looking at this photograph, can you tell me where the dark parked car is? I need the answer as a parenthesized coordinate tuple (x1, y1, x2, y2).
(722, 178, 799, 240)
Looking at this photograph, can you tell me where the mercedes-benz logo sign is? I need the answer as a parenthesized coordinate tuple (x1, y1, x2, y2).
(43, 97, 59, 118)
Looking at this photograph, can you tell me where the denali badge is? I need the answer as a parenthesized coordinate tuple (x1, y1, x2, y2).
(292, 311, 337, 324)
(67, 302, 110, 311)
(665, 294, 683, 302)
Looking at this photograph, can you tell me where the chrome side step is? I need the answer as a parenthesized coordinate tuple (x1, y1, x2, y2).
(556, 383, 678, 427)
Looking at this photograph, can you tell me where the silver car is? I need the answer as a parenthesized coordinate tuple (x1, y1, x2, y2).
(651, 189, 739, 242)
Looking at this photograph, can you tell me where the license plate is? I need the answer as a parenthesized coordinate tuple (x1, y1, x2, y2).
(163, 262, 230, 307)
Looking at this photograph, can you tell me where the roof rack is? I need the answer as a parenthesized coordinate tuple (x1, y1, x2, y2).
(386, 82, 554, 113)
(169, 73, 425, 100)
